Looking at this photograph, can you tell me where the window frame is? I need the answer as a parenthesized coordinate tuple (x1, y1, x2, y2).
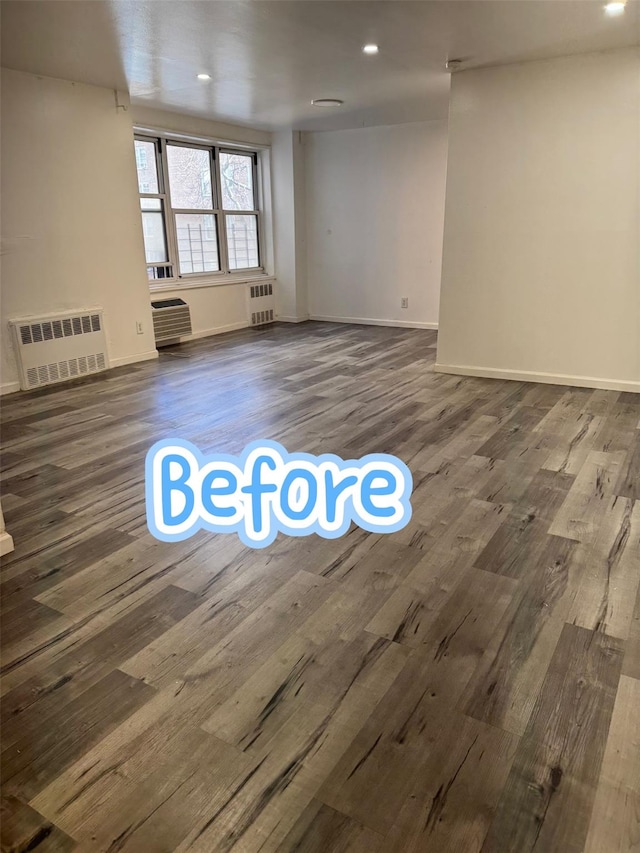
(134, 133, 265, 287)
(165, 139, 222, 277)
(218, 148, 262, 271)
(135, 137, 174, 280)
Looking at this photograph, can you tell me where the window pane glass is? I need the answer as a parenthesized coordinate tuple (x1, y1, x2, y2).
(167, 145, 212, 210)
(141, 211, 167, 263)
(141, 198, 162, 211)
(226, 214, 259, 269)
(220, 152, 255, 211)
(175, 214, 220, 274)
(135, 140, 158, 194)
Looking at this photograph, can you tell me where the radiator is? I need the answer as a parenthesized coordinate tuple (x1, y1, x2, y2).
(246, 281, 275, 327)
(151, 298, 192, 346)
(9, 309, 109, 391)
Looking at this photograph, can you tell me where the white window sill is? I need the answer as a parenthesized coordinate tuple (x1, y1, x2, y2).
(149, 271, 273, 293)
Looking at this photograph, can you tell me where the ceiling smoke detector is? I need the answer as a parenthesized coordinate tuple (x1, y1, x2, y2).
(446, 59, 463, 72)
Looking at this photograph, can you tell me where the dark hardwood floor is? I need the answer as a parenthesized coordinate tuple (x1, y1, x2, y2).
(1, 321, 638, 852)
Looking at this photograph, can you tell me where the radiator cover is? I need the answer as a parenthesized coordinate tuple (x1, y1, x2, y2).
(246, 281, 275, 327)
(9, 309, 109, 391)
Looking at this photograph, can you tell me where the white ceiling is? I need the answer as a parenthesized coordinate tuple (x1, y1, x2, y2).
(1, 0, 638, 131)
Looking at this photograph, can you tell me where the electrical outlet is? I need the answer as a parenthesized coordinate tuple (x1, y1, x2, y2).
(136, 321, 144, 335)
(401, 297, 409, 309)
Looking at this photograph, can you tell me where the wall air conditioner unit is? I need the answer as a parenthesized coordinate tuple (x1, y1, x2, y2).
(246, 280, 276, 327)
(151, 298, 192, 346)
(9, 309, 109, 391)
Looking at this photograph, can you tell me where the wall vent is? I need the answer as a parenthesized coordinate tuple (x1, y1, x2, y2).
(9, 309, 109, 391)
(151, 298, 192, 346)
(249, 282, 273, 299)
(251, 309, 274, 325)
(246, 280, 276, 327)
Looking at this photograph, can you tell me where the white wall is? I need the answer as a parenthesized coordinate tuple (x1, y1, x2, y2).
(272, 131, 308, 322)
(1, 69, 158, 392)
(0, 78, 278, 395)
(131, 106, 270, 150)
(437, 48, 640, 392)
(305, 121, 448, 329)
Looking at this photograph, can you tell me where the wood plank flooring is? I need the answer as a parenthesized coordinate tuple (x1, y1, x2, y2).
(1, 321, 639, 852)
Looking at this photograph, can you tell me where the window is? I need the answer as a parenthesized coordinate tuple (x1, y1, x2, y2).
(220, 151, 260, 270)
(134, 135, 262, 284)
(134, 139, 173, 280)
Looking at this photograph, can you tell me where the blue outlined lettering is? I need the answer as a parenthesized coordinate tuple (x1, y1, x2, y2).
(146, 439, 412, 548)
(280, 468, 317, 521)
(201, 469, 237, 518)
(161, 453, 195, 527)
(324, 471, 357, 524)
(360, 470, 396, 518)
(240, 455, 277, 536)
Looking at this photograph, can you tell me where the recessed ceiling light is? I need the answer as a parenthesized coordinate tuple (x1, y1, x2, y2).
(604, 1, 625, 14)
(311, 98, 344, 107)
(362, 44, 379, 55)
(197, 73, 211, 80)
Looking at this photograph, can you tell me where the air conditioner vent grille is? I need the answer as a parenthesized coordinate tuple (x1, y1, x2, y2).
(151, 298, 192, 345)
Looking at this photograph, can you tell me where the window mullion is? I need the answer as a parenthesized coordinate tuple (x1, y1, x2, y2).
(256, 211, 263, 269)
(218, 211, 230, 275)
(214, 146, 230, 274)
(252, 152, 259, 211)
(210, 147, 220, 211)
(254, 153, 264, 269)
(159, 138, 180, 276)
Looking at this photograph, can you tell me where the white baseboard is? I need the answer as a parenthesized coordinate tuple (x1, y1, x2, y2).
(277, 315, 310, 323)
(1, 381, 21, 396)
(110, 350, 159, 368)
(309, 314, 438, 331)
(0, 530, 15, 556)
(434, 362, 640, 394)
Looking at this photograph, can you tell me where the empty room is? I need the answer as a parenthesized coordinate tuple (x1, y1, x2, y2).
(0, 1, 639, 851)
